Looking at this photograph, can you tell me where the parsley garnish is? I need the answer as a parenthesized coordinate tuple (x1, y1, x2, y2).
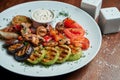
(24, 42, 29, 46)
(59, 11, 69, 17)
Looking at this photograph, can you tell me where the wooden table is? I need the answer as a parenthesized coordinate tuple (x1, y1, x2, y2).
(0, 0, 120, 80)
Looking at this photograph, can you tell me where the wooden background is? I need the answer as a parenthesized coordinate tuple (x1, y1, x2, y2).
(0, 0, 120, 80)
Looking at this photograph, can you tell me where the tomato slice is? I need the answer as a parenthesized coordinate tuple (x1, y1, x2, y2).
(69, 28, 85, 37)
(69, 22, 83, 28)
(64, 28, 85, 39)
(63, 18, 83, 28)
(80, 37, 90, 50)
(43, 35, 52, 42)
(64, 29, 75, 39)
(71, 37, 90, 50)
(63, 18, 75, 28)
(14, 25, 22, 31)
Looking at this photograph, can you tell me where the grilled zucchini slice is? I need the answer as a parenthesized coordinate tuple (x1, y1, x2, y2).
(41, 47, 59, 66)
(27, 47, 46, 64)
(68, 46, 82, 61)
(56, 45, 71, 63)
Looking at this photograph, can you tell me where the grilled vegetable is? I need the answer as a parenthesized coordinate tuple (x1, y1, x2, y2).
(55, 22, 64, 33)
(67, 45, 82, 61)
(36, 26, 47, 37)
(68, 48, 82, 61)
(41, 47, 59, 66)
(56, 45, 71, 63)
(23, 34, 40, 46)
(27, 47, 46, 64)
(3, 39, 19, 48)
(7, 43, 24, 54)
(14, 44, 33, 61)
(0, 31, 19, 40)
(12, 15, 32, 25)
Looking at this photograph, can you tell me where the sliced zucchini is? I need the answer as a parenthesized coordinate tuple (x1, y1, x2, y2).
(41, 47, 59, 66)
(27, 47, 46, 64)
(56, 45, 71, 63)
(68, 47, 82, 61)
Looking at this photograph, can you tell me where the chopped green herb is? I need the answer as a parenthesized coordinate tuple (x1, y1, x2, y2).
(21, 62, 34, 67)
(28, 9, 31, 12)
(90, 46, 92, 48)
(24, 42, 29, 46)
(34, 50, 38, 53)
(52, 10, 55, 12)
(36, 71, 39, 73)
(1, 47, 5, 51)
(44, 65, 50, 68)
(3, 18, 5, 20)
(11, 64, 14, 67)
(59, 11, 69, 17)
(6, 18, 8, 21)
(86, 31, 88, 35)
(82, 55, 86, 58)
(65, 7, 68, 9)
(88, 53, 90, 55)
(56, 16, 59, 18)
(23, 27, 27, 33)
(44, 55, 48, 58)
(24, 68, 26, 72)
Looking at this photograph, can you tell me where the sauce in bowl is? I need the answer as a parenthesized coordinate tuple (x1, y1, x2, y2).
(31, 9, 54, 23)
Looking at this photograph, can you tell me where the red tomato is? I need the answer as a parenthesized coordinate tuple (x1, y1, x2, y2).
(43, 35, 52, 42)
(64, 28, 85, 39)
(80, 37, 90, 50)
(14, 25, 22, 31)
(64, 29, 75, 39)
(69, 28, 85, 37)
(63, 18, 75, 28)
(69, 22, 83, 28)
(63, 18, 83, 28)
(71, 37, 90, 50)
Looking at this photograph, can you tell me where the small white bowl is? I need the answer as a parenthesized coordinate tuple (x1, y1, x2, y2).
(31, 9, 54, 24)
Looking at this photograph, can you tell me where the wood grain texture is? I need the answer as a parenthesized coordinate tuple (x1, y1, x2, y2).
(0, 0, 120, 80)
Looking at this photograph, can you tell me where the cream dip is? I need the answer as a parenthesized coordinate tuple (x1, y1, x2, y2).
(32, 9, 54, 23)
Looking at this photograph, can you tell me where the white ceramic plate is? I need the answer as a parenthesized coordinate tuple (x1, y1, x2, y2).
(0, 1, 102, 77)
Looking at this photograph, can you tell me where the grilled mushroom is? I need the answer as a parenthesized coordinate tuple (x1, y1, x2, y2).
(36, 26, 47, 37)
(55, 22, 64, 32)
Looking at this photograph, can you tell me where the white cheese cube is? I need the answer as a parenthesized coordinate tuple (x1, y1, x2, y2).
(98, 7, 120, 34)
(80, 0, 102, 19)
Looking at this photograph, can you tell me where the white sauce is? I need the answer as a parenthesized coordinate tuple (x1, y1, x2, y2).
(32, 9, 54, 23)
